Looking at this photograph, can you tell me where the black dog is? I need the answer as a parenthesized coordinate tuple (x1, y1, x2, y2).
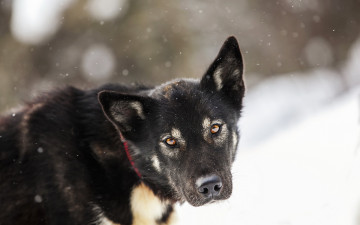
(0, 36, 245, 225)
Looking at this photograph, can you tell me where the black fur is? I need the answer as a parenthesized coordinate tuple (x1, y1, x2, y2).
(0, 36, 245, 224)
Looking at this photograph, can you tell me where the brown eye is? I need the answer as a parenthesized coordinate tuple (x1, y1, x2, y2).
(210, 124, 221, 134)
(165, 138, 176, 146)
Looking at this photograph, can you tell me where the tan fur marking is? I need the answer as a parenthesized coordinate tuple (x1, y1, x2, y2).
(20, 103, 44, 158)
(202, 117, 212, 143)
(163, 84, 174, 99)
(148, 78, 197, 99)
(91, 144, 121, 161)
(202, 119, 227, 146)
(171, 128, 182, 140)
(130, 183, 169, 225)
(214, 123, 228, 146)
(202, 117, 211, 130)
(171, 128, 186, 150)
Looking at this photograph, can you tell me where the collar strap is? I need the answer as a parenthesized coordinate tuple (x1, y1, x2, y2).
(119, 133, 142, 178)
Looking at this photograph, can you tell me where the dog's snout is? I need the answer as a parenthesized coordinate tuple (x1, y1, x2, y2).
(196, 175, 222, 197)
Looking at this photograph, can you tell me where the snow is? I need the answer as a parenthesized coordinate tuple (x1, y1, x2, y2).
(304, 37, 334, 67)
(81, 44, 116, 81)
(37, 147, 44, 153)
(86, 0, 128, 21)
(34, 194, 43, 203)
(11, 0, 74, 44)
(343, 38, 360, 86)
(10, 0, 128, 44)
(240, 68, 343, 148)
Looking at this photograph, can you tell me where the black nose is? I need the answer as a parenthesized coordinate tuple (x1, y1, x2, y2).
(196, 175, 222, 197)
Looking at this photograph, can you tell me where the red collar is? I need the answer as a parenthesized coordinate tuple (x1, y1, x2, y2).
(119, 133, 142, 178)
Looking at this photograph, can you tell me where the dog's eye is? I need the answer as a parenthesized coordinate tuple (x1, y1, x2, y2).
(165, 137, 177, 146)
(210, 124, 221, 134)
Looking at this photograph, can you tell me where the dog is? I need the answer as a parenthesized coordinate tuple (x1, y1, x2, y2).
(0, 36, 245, 225)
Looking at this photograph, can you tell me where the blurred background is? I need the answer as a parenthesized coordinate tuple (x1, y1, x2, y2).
(1, 0, 360, 224)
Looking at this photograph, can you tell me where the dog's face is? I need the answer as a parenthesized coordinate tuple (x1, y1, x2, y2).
(99, 37, 245, 206)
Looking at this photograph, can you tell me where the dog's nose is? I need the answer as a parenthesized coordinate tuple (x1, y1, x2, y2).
(196, 175, 222, 197)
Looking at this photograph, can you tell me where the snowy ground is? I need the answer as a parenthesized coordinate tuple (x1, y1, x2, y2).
(176, 38, 360, 224)
(176, 82, 360, 225)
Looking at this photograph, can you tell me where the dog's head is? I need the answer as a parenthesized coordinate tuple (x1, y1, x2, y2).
(98, 37, 245, 206)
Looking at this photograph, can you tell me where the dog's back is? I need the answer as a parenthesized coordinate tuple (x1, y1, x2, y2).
(0, 85, 151, 224)
(0, 87, 93, 224)
(0, 109, 42, 224)
(0, 87, 77, 224)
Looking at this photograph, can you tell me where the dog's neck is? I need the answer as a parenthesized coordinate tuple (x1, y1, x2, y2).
(76, 89, 178, 201)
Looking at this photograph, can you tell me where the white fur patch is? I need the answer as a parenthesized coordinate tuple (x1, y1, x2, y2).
(130, 183, 169, 225)
(99, 216, 120, 225)
(130, 101, 145, 119)
(232, 131, 238, 148)
(151, 155, 161, 172)
(231, 131, 238, 159)
(213, 67, 223, 91)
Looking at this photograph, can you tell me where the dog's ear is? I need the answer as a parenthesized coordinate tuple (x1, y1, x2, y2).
(98, 91, 156, 138)
(200, 36, 245, 110)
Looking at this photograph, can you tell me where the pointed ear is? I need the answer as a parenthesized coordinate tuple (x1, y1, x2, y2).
(98, 91, 155, 137)
(200, 36, 245, 109)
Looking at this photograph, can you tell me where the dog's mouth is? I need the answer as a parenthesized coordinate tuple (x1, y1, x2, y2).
(195, 194, 225, 206)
